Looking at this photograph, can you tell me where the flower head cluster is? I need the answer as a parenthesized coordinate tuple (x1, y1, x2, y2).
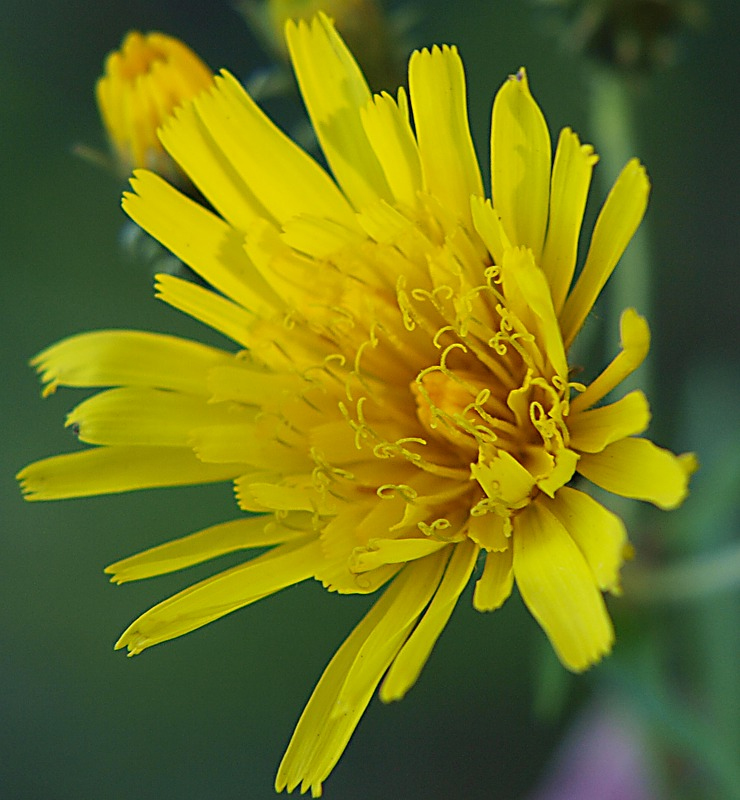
(96, 30, 213, 180)
(19, 15, 694, 796)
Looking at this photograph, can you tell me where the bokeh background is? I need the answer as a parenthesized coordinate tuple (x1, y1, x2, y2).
(2, 1, 738, 798)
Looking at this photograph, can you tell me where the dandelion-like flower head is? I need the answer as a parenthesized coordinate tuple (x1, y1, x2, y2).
(19, 15, 695, 796)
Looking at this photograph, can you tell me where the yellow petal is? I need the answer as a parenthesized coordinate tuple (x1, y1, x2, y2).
(408, 45, 483, 228)
(513, 502, 614, 671)
(577, 438, 694, 510)
(319, 558, 402, 595)
(66, 386, 253, 447)
(317, 501, 408, 594)
(500, 246, 567, 378)
(540, 128, 599, 313)
(237, 480, 331, 514)
(123, 170, 281, 316)
(540, 487, 627, 593)
(285, 13, 391, 209)
(356, 199, 434, 280)
(570, 308, 650, 413)
(473, 547, 514, 612)
(154, 273, 255, 348)
(158, 96, 268, 229)
(189, 424, 308, 471)
(31, 330, 233, 397)
(275, 591, 396, 797)
(193, 71, 357, 226)
(310, 420, 364, 464)
(17, 446, 244, 501)
(491, 68, 551, 261)
(471, 449, 536, 509)
(381, 539, 478, 701)
(334, 550, 449, 713)
(243, 217, 346, 313)
(361, 87, 423, 210)
(559, 159, 650, 348)
(349, 537, 450, 573)
(536, 447, 580, 498)
(280, 213, 368, 261)
(569, 390, 651, 453)
(105, 514, 310, 583)
(207, 365, 306, 407)
(470, 196, 511, 266)
(115, 538, 322, 655)
(467, 511, 510, 551)
(276, 553, 447, 796)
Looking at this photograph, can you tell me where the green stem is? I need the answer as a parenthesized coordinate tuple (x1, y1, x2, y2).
(588, 67, 653, 403)
(623, 540, 740, 604)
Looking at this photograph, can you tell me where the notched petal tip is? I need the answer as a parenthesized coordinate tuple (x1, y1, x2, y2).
(15, 469, 34, 500)
(513, 503, 616, 672)
(16, 461, 56, 502)
(511, 66, 528, 84)
(679, 452, 699, 477)
(563, 632, 614, 674)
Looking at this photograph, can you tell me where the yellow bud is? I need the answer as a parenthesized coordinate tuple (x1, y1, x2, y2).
(95, 31, 214, 181)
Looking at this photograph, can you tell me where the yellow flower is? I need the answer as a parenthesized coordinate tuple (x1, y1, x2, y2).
(96, 30, 214, 180)
(19, 15, 696, 796)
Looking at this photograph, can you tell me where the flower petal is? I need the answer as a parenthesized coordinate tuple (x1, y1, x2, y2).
(560, 159, 650, 348)
(472, 449, 536, 508)
(237, 479, 336, 515)
(513, 502, 614, 671)
(468, 511, 510, 551)
(500, 246, 567, 378)
(491, 68, 551, 261)
(578, 438, 695, 510)
(361, 88, 423, 210)
(540, 487, 627, 593)
(286, 13, 391, 209)
(154, 274, 256, 348)
(158, 95, 268, 229)
(189, 424, 308, 471)
(31, 330, 233, 396)
(349, 537, 450, 573)
(409, 45, 483, 228)
(115, 537, 322, 655)
(17, 446, 244, 501)
(334, 550, 449, 713)
(192, 71, 358, 226)
(470, 196, 511, 266)
(66, 386, 253, 447)
(536, 448, 580, 498)
(276, 552, 447, 796)
(105, 514, 310, 583)
(540, 128, 599, 313)
(570, 308, 650, 413)
(381, 539, 479, 701)
(207, 365, 306, 407)
(568, 390, 650, 453)
(123, 170, 282, 316)
(473, 547, 514, 612)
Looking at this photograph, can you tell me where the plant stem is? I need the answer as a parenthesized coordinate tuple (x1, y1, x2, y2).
(623, 540, 740, 604)
(588, 67, 653, 403)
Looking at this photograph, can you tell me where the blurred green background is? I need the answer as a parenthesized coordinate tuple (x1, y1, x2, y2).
(2, 1, 738, 798)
